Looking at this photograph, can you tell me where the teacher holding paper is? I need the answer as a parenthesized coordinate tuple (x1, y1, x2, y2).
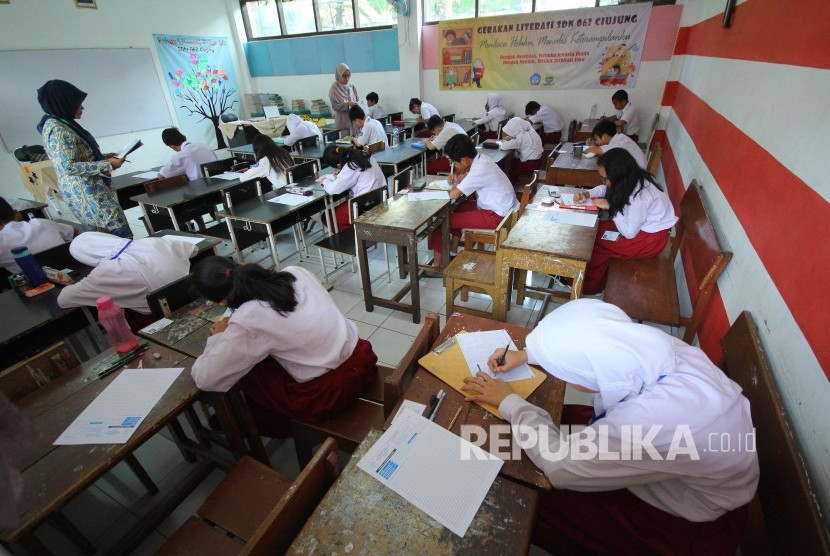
(328, 63, 359, 137)
(37, 80, 131, 238)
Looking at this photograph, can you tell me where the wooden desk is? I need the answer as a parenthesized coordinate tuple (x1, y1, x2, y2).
(289, 429, 540, 555)
(112, 167, 161, 210)
(573, 119, 601, 142)
(373, 137, 427, 175)
(1, 344, 213, 554)
(545, 142, 602, 187)
(137, 299, 213, 358)
(387, 313, 564, 490)
(354, 194, 450, 323)
(455, 118, 479, 135)
(493, 210, 596, 320)
(477, 144, 513, 167)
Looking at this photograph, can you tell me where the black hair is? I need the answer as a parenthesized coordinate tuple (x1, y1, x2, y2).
(443, 134, 477, 162)
(0, 197, 15, 226)
(597, 148, 662, 219)
(366, 92, 379, 103)
(348, 105, 366, 121)
(611, 89, 629, 102)
(408, 98, 422, 111)
(161, 127, 187, 146)
(525, 101, 540, 116)
(322, 145, 372, 172)
(444, 30, 456, 39)
(591, 119, 617, 139)
(191, 256, 298, 315)
(426, 115, 444, 131)
(251, 134, 293, 173)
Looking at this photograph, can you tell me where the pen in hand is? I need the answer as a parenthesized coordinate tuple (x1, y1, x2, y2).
(497, 342, 511, 367)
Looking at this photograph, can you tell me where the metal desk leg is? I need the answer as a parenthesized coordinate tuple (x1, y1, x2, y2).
(225, 218, 244, 262)
(266, 222, 280, 270)
(167, 207, 181, 231)
(139, 202, 156, 234)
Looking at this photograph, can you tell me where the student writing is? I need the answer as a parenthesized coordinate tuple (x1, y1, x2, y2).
(238, 134, 294, 188)
(605, 89, 641, 142)
(349, 105, 388, 149)
(424, 115, 465, 174)
(0, 197, 74, 273)
(158, 127, 218, 181)
(525, 101, 564, 145)
(475, 93, 507, 141)
(408, 98, 440, 123)
(283, 114, 324, 148)
(320, 146, 386, 232)
(586, 119, 647, 169)
(499, 117, 544, 181)
(365, 92, 386, 120)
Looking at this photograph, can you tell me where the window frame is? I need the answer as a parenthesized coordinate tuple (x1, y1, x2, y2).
(241, 0, 397, 41)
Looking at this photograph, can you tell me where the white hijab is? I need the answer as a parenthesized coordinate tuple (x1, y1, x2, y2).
(502, 116, 532, 138)
(486, 93, 504, 110)
(286, 114, 302, 133)
(286, 113, 323, 141)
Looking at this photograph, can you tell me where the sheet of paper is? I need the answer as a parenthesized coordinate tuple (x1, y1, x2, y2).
(455, 330, 535, 382)
(426, 179, 452, 191)
(357, 411, 502, 537)
(212, 172, 240, 181)
(560, 192, 595, 207)
(408, 191, 450, 201)
(393, 400, 427, 423)
(267, 193, 309, 206)
(139, 318, 173, 335)
(161, 234, 204, 245)
(116, 138, 142, 159)
(601, 230, 620, 241)
(133, 170, 160, 179)
(54, 368, 183, 445)
(544, 210, 598, 227)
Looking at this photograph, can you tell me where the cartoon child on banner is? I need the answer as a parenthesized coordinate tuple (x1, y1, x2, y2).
(445, 67, 459, 89)
(473, 59, 485, 88)
(600, 44, 636, 86)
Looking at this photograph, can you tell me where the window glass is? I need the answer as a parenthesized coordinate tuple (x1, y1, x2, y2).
(357, 0, 398, 27)
(535, 0, 596, 11)
(424, 0, 475, 22)
(478, 0, 531, 17)
(317, 0, 355, 31)
(283, 0, 318, 34)
(244, 0, 282, 38)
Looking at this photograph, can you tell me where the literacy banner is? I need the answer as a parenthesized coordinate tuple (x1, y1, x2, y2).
(154, 34, 241, 149)
(438, 3, 651, 91)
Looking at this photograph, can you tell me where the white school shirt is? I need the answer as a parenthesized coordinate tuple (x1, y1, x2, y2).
(474, 106, 507, 132)
(239, 156, 288, 188)
(528, 104, 564, 133)
(356, 117, 389, 148)
(57, 237, 198, 314)
(323, 157, 386, 197)
(284, 121, 323, 147)
(367, 103, 387, 120)
(601, 134, 648, 169)
(500, 129, 543, 162)
(159, 141, 218, 181)
(419, 102, 440, 120)
(589, 181, 677, 239)
(191, 266, 359, 392)
(431, 121, 465, 150)
(617, 101, 641, 136)
(456, 155, 518, 217)
(0, 219, 74, 272)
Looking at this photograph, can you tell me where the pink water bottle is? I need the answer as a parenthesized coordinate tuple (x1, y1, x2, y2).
(96, 296, 138, 354)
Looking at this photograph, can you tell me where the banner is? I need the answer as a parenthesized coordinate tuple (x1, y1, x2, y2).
(438, 3, 651, 91)
(154, 34, 242, 149)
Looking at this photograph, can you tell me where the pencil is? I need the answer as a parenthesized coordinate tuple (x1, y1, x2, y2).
(498, 341, 511, 366)
(448, 405, 463, 431)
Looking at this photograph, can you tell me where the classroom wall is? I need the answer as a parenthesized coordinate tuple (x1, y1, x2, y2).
(0, 0, 250, 201)
(660, 0, 830, 522)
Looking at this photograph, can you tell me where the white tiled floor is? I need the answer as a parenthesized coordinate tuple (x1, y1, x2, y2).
(22, 214, 681, 554)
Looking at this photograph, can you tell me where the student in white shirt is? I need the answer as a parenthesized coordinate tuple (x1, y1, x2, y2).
(349, 105, 388, 150)
(462, 298, 757, 556)
(474, 93, 507, 141)
(586, 119, 647, 169)
(189, 257, 379, 437)
(607, 89, 641, 141)
(408, 98, 440, 123)
(365, 92, 386, 120)
(525, 101, 564, 144)
(158, 127, 218, 181)
(499, 117, 543, 181)
(0, 197, 74, 272)
(428, 134, 518, 274)
(321, 146, 386, 232)
(424, 115, 465, 174)
(572, 148, 677, 294)
(283, 114, 323, 148)
(57, 232, 198, 330)
(238, 134, 294, 188)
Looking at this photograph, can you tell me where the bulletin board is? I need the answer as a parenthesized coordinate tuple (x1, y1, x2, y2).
(0, 48, 172, 150)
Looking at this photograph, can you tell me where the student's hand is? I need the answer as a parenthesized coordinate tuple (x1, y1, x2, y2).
(447, 173, 458, 185)
(108, 157, 125, 170)
(586, 146, 602, 156)
(103, 152, 116, 159)
(594, 198, 610, 210)
(487, 348, 528, 373)
(572, 191, 590, 203)
(462, 373, 514, 406)
(210, 317, 230, 336)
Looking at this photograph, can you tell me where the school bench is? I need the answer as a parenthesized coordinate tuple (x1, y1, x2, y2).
(720, 312, 830, 554)
(603, 180, 732, 344)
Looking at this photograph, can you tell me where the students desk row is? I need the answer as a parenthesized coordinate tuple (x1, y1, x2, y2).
(544, 142, 602, 188)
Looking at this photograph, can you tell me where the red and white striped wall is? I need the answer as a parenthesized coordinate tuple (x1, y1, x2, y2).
(657, 0, 830, 516)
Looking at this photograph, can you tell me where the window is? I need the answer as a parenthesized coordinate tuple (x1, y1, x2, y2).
(423, 0, 668, 24)
(242, 0, 397, 40)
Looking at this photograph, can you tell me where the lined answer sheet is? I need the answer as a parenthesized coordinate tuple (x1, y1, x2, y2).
(357, 411, 502, 537)
(54, 368, 183, 445)
(408, 191, 450, 201)
(267, 193, 309, 206)
(544, 210, 598, 227)
(455, 330, 535, 382)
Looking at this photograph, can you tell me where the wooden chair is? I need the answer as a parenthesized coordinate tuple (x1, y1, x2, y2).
(365, 141, 386, 155)
(291, 314, 440, 467)
(517, 174, 539, 217)
(200, 158, 235, 178)
(603, 180, 732, 343)
(720, 312, 830, 555)
(390, 166, 414, 195)
(646, 142, 663, 176)
(443, 113, 455, 122)
(145, 173, 187, 194)
(444, 212, 516, 319)
(567, 119, 579, 142)
(642, 112, 660, 155)
(158, 437, 341, 555)
(388, 111, 403, 122)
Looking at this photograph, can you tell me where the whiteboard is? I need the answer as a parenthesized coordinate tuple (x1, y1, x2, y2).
(0, 48, 173, 150)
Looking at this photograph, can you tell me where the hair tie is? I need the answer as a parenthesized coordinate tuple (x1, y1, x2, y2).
(225, 268, 232, 279)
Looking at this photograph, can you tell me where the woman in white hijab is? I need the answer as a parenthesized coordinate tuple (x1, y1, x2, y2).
(474, 93, 507, 140)
(499, 116, 543, 181)
(462, 299, 758, 555)
(283, 114, 324, 148)
(328, 63, 358, 137)
(58, 232, 198, 328)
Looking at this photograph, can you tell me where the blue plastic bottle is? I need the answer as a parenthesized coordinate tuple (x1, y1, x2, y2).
(11, 246, 48, 287)
(392, 127, 400, 147)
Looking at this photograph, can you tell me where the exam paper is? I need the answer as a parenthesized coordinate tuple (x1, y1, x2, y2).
(544, 210, 598, 227)
(426, 179, 452, 191)
(267, 193, 309, 206)
(54, 368, 183, 445)
(133, 170, 161, 179)
(408, 191, 450, 201)
(455, 330, 535, 382)
(560, 192, 596, 207)
(211, 172, 240, 181)
(357, 411, 502, 537)
(139, 318, 173, 335)
(393, 400, 427, 423)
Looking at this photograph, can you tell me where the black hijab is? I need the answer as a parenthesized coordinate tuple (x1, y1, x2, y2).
(36, 80, 106, 161)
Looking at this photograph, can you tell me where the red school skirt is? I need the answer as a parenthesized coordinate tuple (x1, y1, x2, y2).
(239, 338, 378, 437)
